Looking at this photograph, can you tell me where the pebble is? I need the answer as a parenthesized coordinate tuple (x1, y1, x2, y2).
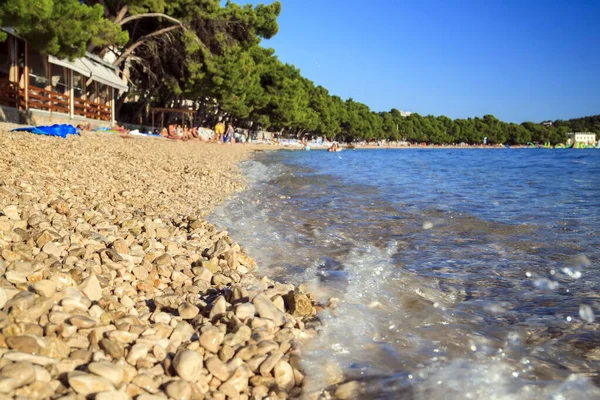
(3, 205, 20, 220)
(42, 242, 61, 258)
(87, 361, 124, 387)
(0, 362, 36, 390)
(173, 349, 204, 382)
(79, 274, 102, 301)
(0, 133, 318, 400)
(6, 336, 40, 354)
(235, 303, 256, 320)
(68, 372, 115, 395)
(32, 280, 56, 297)
(178, 302, 200, 319)
(253, 293, 287, 326)
(99, 339, 125, 359)
(206, 356, 230, 381)
(274, 360, 295, 391)
(0, 288, 7, 310)
(165, 379, 192, 400)
(96, 391, 130, 400)
(200, 326, 223, 354)
(219, 366, 249, 398)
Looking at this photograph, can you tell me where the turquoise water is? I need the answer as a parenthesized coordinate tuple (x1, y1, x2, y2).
(212, 148, 600, 399)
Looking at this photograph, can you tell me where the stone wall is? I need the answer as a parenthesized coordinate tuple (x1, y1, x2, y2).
(0, 106, 19, 124)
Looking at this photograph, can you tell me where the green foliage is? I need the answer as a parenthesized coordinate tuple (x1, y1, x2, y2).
(0, 0, 125, 59)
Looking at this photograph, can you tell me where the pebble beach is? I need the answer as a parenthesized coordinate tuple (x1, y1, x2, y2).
(0, 128, 326, 399)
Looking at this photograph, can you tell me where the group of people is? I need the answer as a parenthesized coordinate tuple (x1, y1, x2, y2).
(213, 121, 236, 143)
(160, 124, 200, 141)
(158, 120, 236, 143)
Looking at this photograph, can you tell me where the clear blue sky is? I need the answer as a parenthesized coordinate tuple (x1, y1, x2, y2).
(235, 0, 600, 123)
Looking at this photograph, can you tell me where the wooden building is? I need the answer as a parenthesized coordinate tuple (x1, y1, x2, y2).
(0, 28, 127, 126)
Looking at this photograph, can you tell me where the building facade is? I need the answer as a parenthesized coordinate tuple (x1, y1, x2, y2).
(0, 29, 127, 127)
(567, 132, 596, 145)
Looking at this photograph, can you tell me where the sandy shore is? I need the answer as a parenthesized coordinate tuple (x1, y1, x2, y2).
(0, 130, 324, 399)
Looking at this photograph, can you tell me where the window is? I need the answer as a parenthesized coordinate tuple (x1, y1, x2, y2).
(98, 84, 111, 105)
(51, 65, 69, 94)
(0, 39, 10, 80)
(28, 48, 49, 89)
(86, 81, 98, 102)
(73, 73, 85, 99)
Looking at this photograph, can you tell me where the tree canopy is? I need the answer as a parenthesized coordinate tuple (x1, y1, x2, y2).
(1, 0, 597, 145)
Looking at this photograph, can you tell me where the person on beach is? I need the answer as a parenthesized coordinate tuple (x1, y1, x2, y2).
(214, 119, 225, 143)
(225, 123, 235, 143)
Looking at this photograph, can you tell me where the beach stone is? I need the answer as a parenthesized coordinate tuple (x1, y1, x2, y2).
(6, 336, 39, 354)
(88, 361, 124, 387)
(256, 340, 278, 356)
(205, 356, 230, 381)
(40, 337, 71, 359)
(219, 366, 248, 398)
(112, 239, 129, 254)
(335, 381, 362, 399)
(201, 259, 219, 274)
(235, 303, 256, 320)
(173, 349, 203, 382)
(99, 338, 125, 359)
(0, 361, 35, 389)
(178, 302, 199, 319)
(252, 293, 286, 326)
(33, 365, 51, 383)
(69, 315, 97, 328)
(199, 326, 222, 354)
(132, 373, 159, 393)
(51, 198, 69, 215)
(35, 231, 54, 248)
(132, 265, 149, 280)
(42, 242, 61, 258)
(165, 380, 192, 400)
(0, 288, 7, 310)
(96, 391, 130, 400)
(2, 205, 20, 220)
(274, 360, 295, 391)
(209, 296, 227, 319)
(79, 274, 102, 301)
(219, 345, 235, 362)
(154, 253, 172, 266)
(126, 343, 149, 365)
(287, 292, 314, 317)
(194, 267, 213, 282)
(153, 345, 167, 361)
(223, 325, 252, 347)
(137, 395, 168, 400)
(259, 351, 284, 376)
(68, 372, 115, 395)
(31, 280, 56, 297)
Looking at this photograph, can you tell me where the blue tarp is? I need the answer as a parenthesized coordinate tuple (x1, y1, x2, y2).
(11, 124, 79, 138)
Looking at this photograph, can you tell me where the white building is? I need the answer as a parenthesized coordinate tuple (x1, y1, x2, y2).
(567, 132, 596, 145)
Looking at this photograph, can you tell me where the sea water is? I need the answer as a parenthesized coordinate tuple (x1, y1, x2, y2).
(211, 148, 600, 399)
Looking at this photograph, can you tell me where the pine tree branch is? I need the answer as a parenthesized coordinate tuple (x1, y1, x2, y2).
(119, 13, 184, 27)
(113, 25, 182, 67)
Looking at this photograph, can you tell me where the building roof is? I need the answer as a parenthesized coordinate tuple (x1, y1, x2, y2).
(48, 56, 91, 78)
(80, 57, 128, 92)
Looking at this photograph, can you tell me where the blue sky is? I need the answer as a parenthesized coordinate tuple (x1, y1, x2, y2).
(235, 0, 600, 123)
